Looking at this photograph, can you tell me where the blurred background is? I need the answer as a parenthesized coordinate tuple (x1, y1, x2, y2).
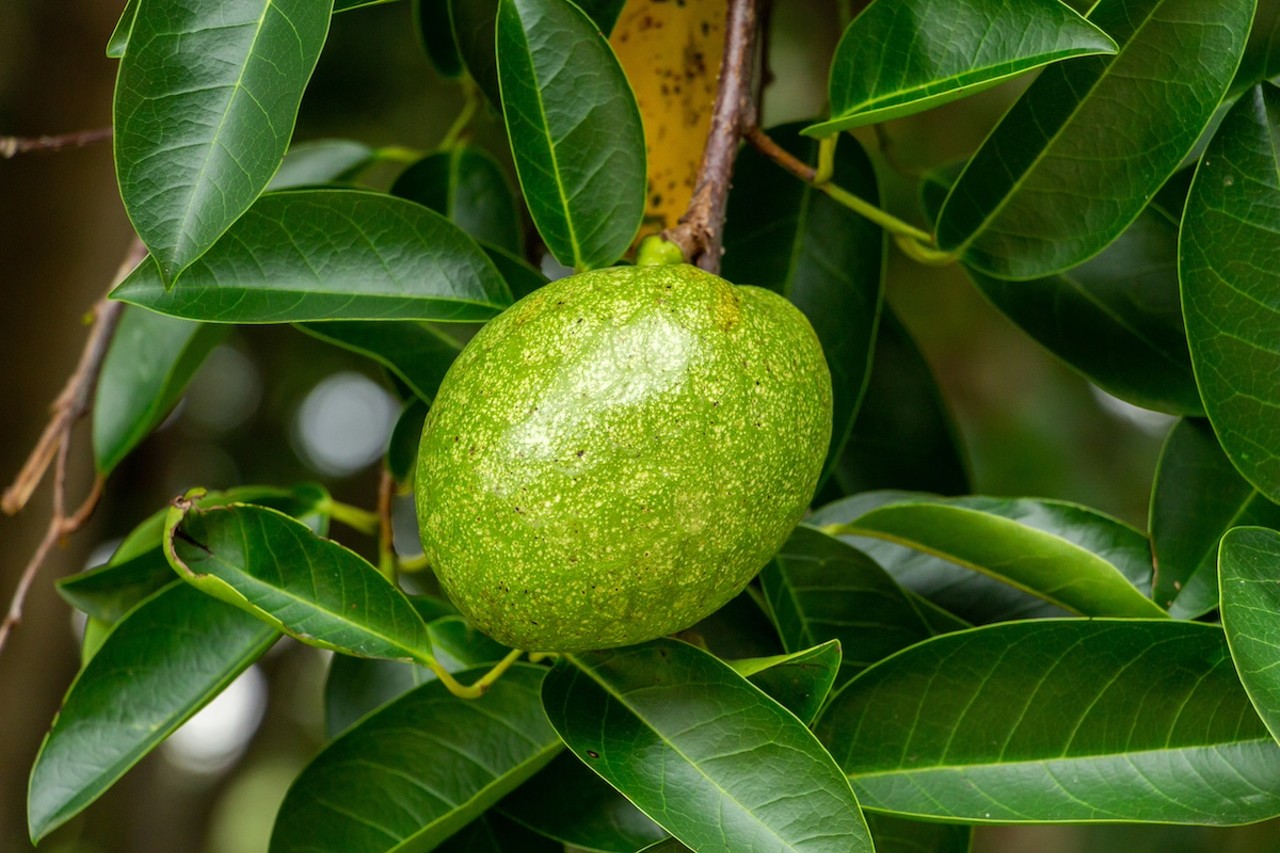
(0, 0, 1271, 850)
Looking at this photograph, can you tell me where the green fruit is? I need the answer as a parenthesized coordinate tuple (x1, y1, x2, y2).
(415, 263, 832, 652)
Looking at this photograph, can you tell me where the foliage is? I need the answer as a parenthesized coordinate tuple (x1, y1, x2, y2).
(14, 0, 1280, 850)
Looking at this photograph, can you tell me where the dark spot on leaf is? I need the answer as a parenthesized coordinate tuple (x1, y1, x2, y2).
(587, 750, 600, 759)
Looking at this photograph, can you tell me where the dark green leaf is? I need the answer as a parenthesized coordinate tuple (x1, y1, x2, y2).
(841, 495, 1161, 616)
(332, 0, 400, 10)
(1151, 419, 1280, 617)
(436, 813, 562, 852)
(416, 0, 464, 77)
(965, 207, 1202, 416)
(28, 584, 278, 841)
(483, 242, 548, 298)
(937, 0, 1254, 279)
(816, 620, 1280, 824)
(865, 814, 972, 853)
(323, 612, 508, 738)
(731, 639, 844, 725)
(450, 0, 502, 107)
(573, 0, 626, 33)
(497, 0, 646, 270)
(164, 499, 434, 663)
(1222, 526, 1280, 748)
(811, 492, 1066, 624)
(1182, 83, 1280, 504)
(1232, 0, 1280, 94)
(386, 397, 430, 483)
(543, 638, 874, 852)
(499, 751, 669, 853)
(92, 307, 226, 475)
(761, 525, 933, 679)
(58, 484, 330, 623)
(268, 139, 376, 189)
(271, 664, 561, 853)
(818, 308, 970, 501)
(106, 0, 137, 58)
(722, 124, 883, 484)
(114, 0, 331, 283)
(391, 146, 523, 253)
(296, 319, 464, 402)
(808, 0, 1116, 135)
(111, 190, 513, 323)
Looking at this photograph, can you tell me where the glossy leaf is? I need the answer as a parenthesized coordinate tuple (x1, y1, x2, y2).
(91, 307, 226, 475)
(111, 190, 513, 323)
(451, 0, 502, 106)
(271, 665, 561, 853)
(965, 207, 1202, 416)
(543, 638, 874, 852)
(267, 138, 375, 189)
(416, 0, 464, 78)
(164, 499, 434, 663)
(114, 0, 332, 283)
(1151, 419, 1280, 617)
(1222, 526, 1280, 748)
(391, 146, 523, 253)
(28, 584, 278, 841)
(731, 639, 843, 725)
(106, 0, 137, 58)
(818, 308, 970, 501)
(483, 242, 548, 298)
(816, 619, 1280, 825)
(829, 495, 1164, 618)
(761, 525, 933, 678)
(323, 613, 508, 738)
(58, 484, 330, 623)
(808, 0, 1116, 135)
(497, 0, 646, 270)
(296, 319, 464, 402)
(573, 0, 626, 33)
(436, 814, 562, 852)
(386, 397, 430, 483)
(1232, 0, 1280, 94)
(936, 0, 1254, 279)
(1182, 83, 1280, 505)
(811, 492, 1065, 624)
(723, 123, 883, 483)
(499, 751, 669, 853)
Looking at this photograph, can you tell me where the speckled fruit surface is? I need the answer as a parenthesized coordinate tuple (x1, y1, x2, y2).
(415, 264, 832, 652)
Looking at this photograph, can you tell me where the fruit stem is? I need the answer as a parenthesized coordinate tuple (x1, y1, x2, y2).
(814, 135, 837, 186)
(428, 648, 527, 699)
(438, 77, 481, 152)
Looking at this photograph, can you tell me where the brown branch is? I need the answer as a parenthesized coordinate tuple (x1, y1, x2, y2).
(0, 238, 145, 658)
(0, 126, 113, 159)
(663, 0, 760, 273)
(744, 125, 815, 182)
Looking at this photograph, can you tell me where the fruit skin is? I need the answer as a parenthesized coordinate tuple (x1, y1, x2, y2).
(415, 263, 832, 652)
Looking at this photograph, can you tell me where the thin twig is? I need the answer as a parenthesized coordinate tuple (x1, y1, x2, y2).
(0, 126, 113, 159)
(0, 239, 144, 658)
(663, 0, 760, 273)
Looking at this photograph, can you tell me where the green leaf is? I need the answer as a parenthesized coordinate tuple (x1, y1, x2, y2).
(498, 751, 669, 853)
(1182, 83, 1280, 505)
(543, 638, 874, 852)
(296, 319, 464, 402)
(91, 307, 226, 475)
(271, 664, 561, 853)
(936, 0, 1255, 279)
(483, 242, 548, 298)
(436, 814, 563, 852)
(723, 123, 884, 484)
(392, 146, 523, 253)
(1222, 526, 1280, 748)
(415, 0, 464, 78)
(111, 189, 513, 323)
(865, 814, 972, 853)
(963, 206, 1202, 416)
(386, 397, 430, 483)
(268, 138, 376, 190)
(58, 484, 330, 623)
(497, 0, 646, 270)
(829, 495, 1164, 618)
(106, 0, 137, 58)
(323, 612, 508, 738)
(28, 583, 278, 842)
(113, 0, 332, 283)
(761, 525, 933, 680)
(451, 0, 502, 107)
(574, 0, 626, 33)
(816, 619, 1280, 825)
(812, 492, 1066, 624)
(730, 639, 844, 725)
(807, 0, 1116, 135)
(1232, 0, 1280, 94)
(164, 498, 434, 663)
(1150, 419, 1280, 617)
(818, 308, 970, 501)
